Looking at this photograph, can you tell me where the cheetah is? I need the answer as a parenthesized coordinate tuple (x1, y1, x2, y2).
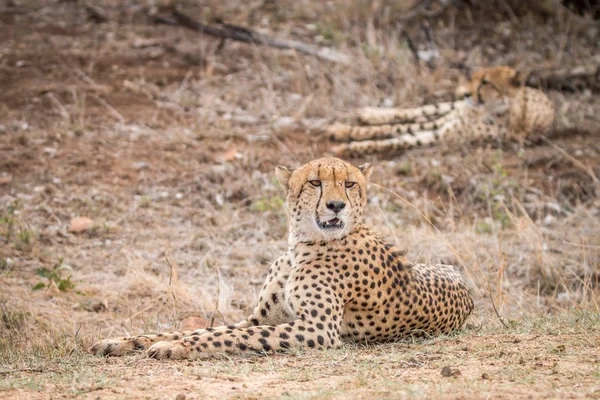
(91, 158, 473, 360)
(329, 66, 555, 156)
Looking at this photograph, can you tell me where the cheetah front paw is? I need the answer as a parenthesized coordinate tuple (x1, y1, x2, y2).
(147, 340, 192, 360)
(90, 336, 151, 356)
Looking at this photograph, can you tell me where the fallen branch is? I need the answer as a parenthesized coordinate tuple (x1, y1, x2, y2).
(527, 64, 600, 92)
(84, 3, 109, 23)
(398, 0, 455, 21)
(454, 63, 600, 92)
(166, 6, 350, 64)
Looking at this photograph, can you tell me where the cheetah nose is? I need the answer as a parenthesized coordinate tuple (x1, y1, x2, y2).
(326, 200, 346, 213)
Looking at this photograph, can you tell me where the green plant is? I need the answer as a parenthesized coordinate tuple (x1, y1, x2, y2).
(33, 258, 76, 292)
(315, 22, 341, 46)
(15, 229, 32, 250)
(0, 303, 29, 331)
(475, 220, 493, 234)
(395, 161, 413, 176)
(0, 202, 17, 243)
(1, 201, 35, 251)
(251, 195, 284, 213)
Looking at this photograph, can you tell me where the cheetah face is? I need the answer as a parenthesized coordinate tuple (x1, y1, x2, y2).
(275, 157, 372, 245)
(457, 66, 522, 106)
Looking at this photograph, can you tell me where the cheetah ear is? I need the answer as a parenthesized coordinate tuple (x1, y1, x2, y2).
(511, 70, 525, 87)
(357, 163, 372, 180)
(275, 166, 293, 190)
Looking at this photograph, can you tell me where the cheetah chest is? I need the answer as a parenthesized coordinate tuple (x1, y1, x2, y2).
(285, 237, 423, 343)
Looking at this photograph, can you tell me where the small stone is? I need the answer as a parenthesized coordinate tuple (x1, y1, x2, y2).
(43, 147, 57, 157)
(382, 98, 394, 107)
(543, 214, 556, 226)
(180, 316, 209, 330)
(441, 366, 461, 377)
(274, 116, 296, 129)
(175, 395, 186, 400)
(214, 147, 240, 163)
(482, 373, 490, 380)
(132, 161, 150, 170)
(69, 217, 94, 233)
(232, 115, 259, 125)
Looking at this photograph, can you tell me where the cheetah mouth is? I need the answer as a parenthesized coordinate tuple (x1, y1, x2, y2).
(317, 217, 344, 230)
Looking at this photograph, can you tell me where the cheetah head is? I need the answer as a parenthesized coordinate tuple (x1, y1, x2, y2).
(458, 66, 524, 105)
(275, 157, 372, 245)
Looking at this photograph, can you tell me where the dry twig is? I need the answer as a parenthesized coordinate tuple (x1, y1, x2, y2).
(84, 3, 109, 23)
(527, 64, 600, 92)
(161, 6, 351, 64)
(165, 254, 179, 304)
(209, 261, 226, 328)
(399, 0, 454, 21)
(489, 293, 509, 329)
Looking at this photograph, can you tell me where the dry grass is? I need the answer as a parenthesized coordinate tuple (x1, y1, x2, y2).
(1, 0, 599, 398)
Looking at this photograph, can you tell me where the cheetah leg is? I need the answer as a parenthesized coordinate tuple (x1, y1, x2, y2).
(332, 130, 442, 157)
(91, 253, 295, 356)
(328, 109, 460, 142)
(357, 101, 464, 125)
(332, 108, 495, 156)
(147, 283, 345, 360)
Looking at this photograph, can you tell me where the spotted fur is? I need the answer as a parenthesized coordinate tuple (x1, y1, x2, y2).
(91, 158, 473, 360)
(356, 101, 463, 126)
(330, 66, 555, 156)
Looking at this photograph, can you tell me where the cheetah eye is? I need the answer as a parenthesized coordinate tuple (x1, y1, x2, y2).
(481, 78, 489, 85)
(308, 180, 321, 187)
(345, 181, 356, 188)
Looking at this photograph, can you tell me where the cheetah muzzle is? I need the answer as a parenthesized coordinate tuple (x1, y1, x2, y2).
(317, 216, 344, 230)
(91, 157, 474, 360)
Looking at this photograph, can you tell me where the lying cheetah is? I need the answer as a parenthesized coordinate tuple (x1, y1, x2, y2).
(330, 66, 555, 156)
(91, 158, 473, 360)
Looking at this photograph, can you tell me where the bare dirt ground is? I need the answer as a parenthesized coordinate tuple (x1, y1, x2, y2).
(1, 1, 599, 399)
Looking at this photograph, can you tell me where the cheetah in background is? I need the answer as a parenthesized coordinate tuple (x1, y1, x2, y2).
(91, 158, 473, 360)
(329, 66, 555, 156)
